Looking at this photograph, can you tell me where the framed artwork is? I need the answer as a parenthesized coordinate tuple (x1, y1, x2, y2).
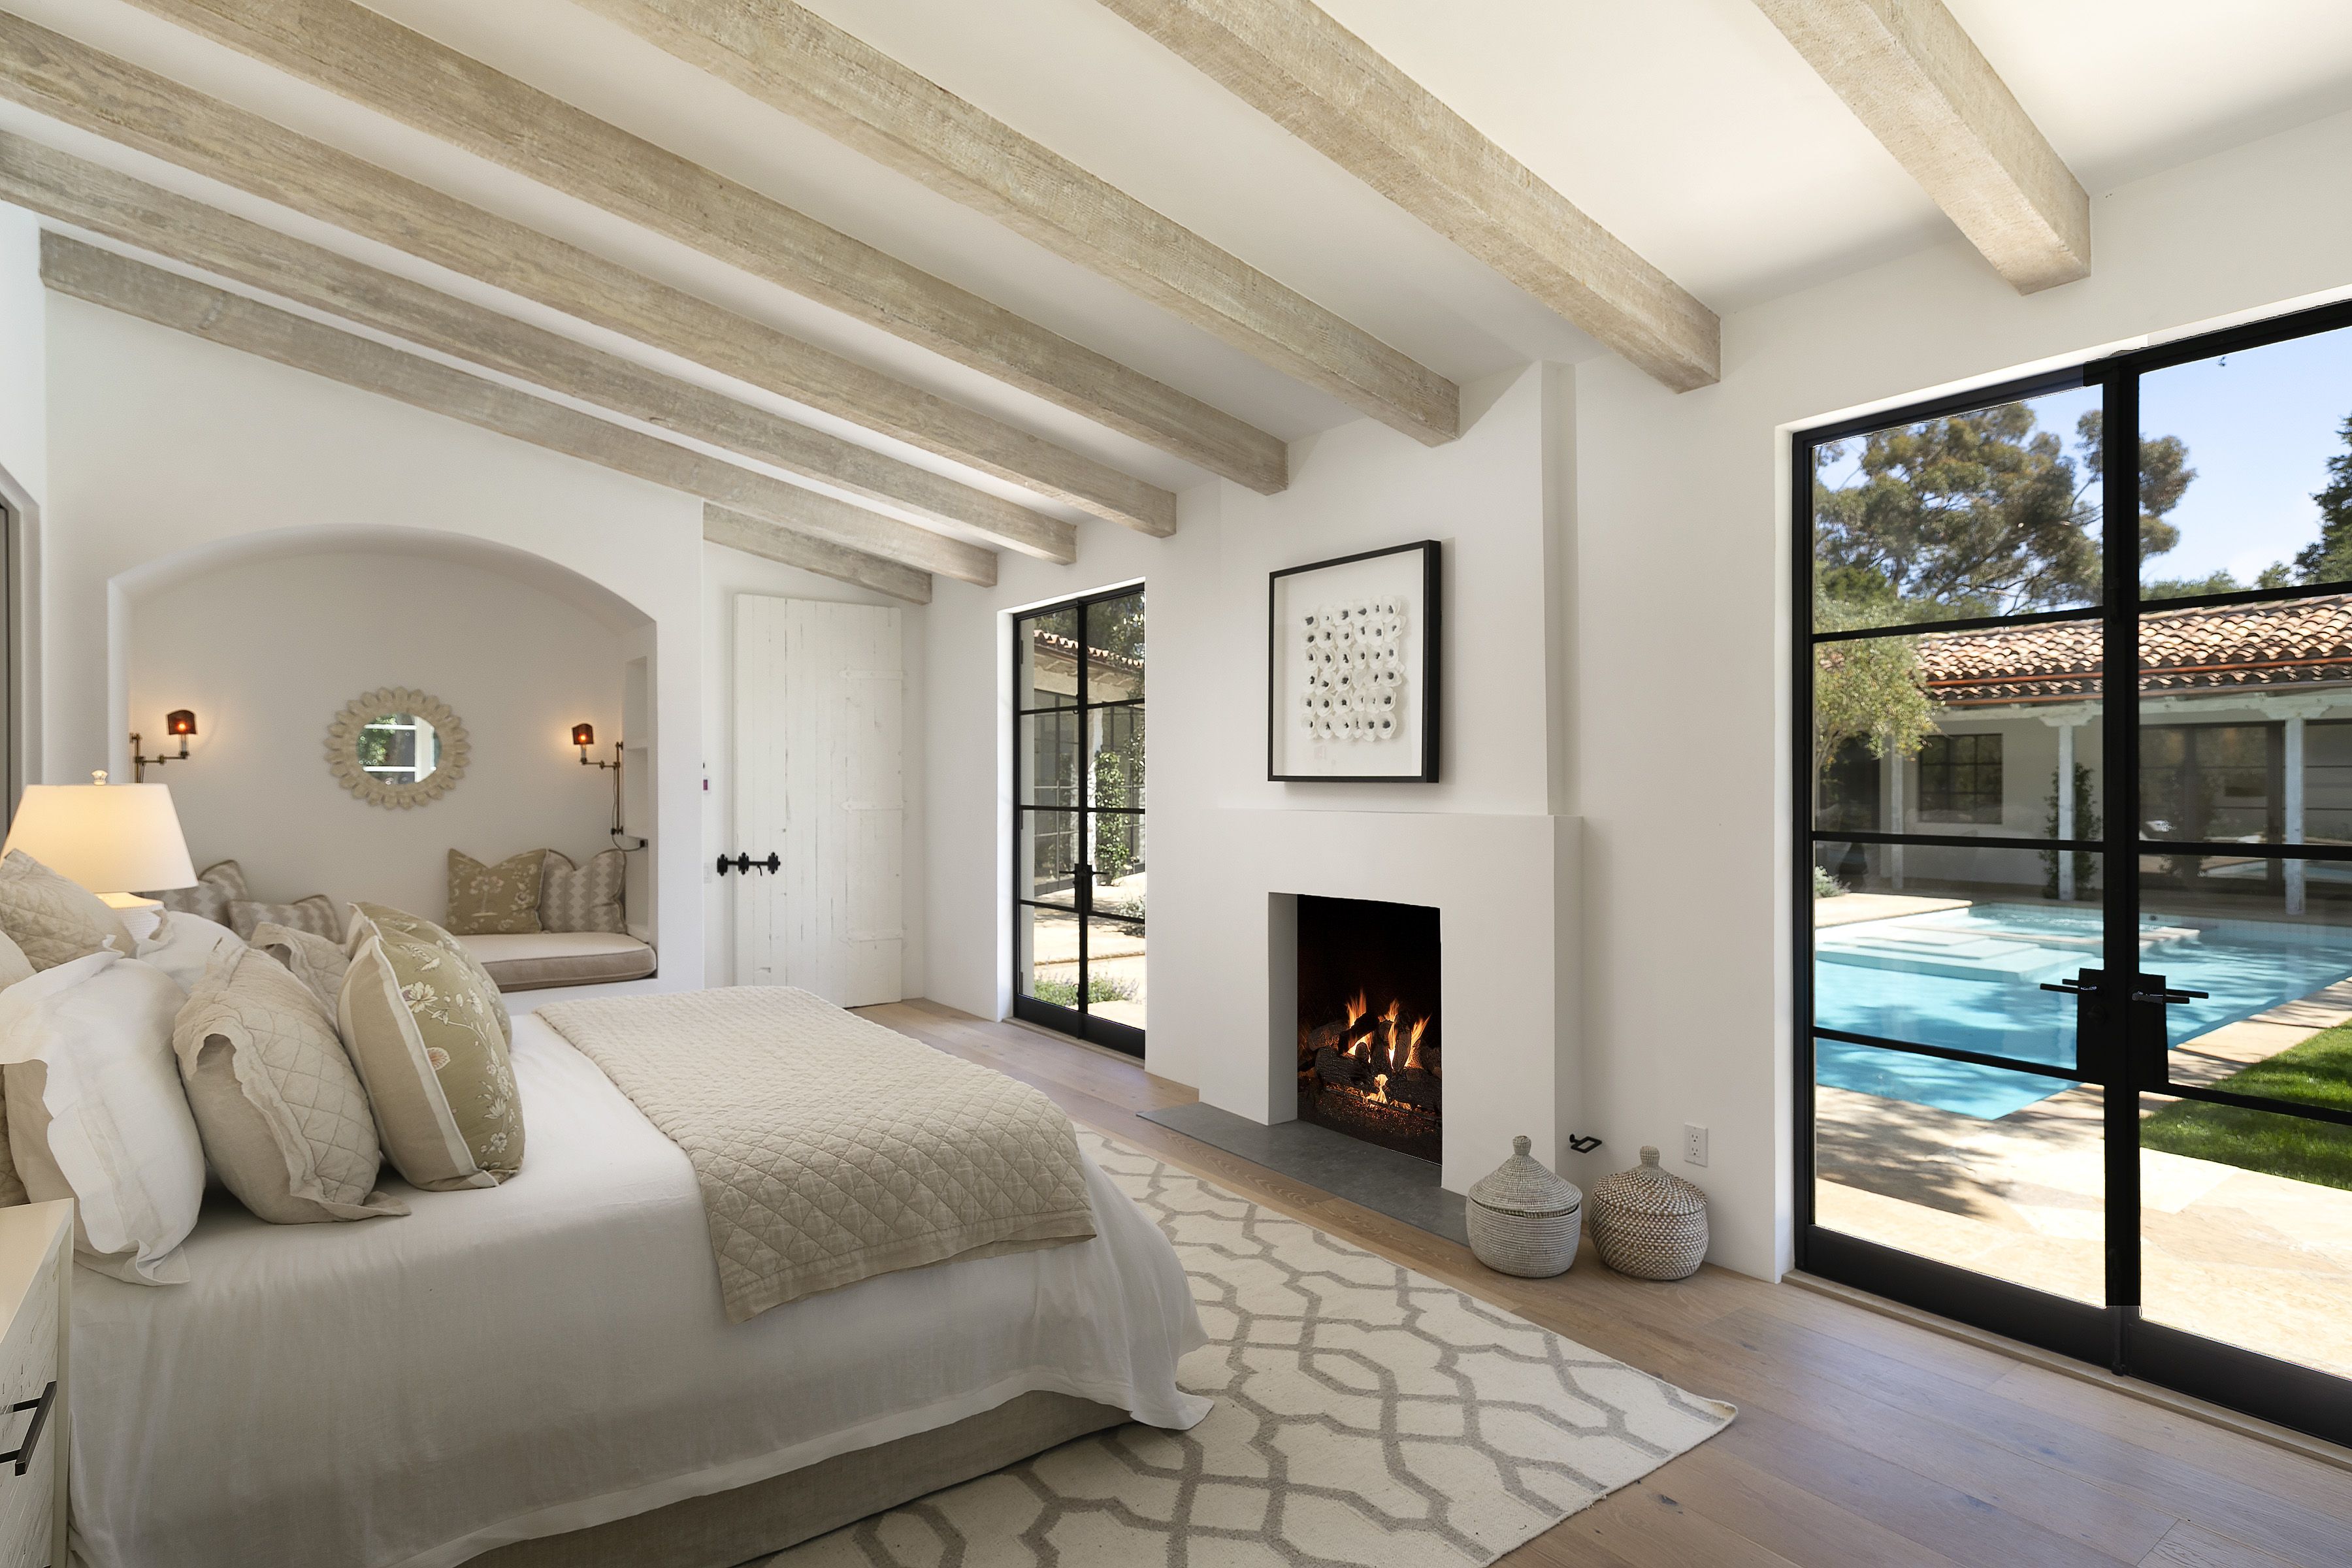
(1267, 540, 1441, 782)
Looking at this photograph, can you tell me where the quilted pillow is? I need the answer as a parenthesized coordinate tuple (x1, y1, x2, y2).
(228, 894, 342, 944)
(446, 850, 546, 936)
(0, 928, 32, 991)
(174, 945, 406, 1225)
(251, 923, 350, 1018)
(144, 858, 246, 925)
(339, 904, 523, 1190)
(538, 848, 627, 934)
(0, 849, 135, 969)
(1, 953, 206, 1282)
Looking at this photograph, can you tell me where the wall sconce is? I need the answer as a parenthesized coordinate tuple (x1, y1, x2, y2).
(131, 710, 199, 783)
(573, 722, 645, 850)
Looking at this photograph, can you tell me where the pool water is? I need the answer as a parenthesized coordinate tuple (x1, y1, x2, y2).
(1814, 903, 2352, 1119)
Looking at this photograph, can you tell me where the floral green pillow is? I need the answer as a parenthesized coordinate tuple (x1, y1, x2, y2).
(338, 904, 523, 1190)
(445, 849, 545, 936)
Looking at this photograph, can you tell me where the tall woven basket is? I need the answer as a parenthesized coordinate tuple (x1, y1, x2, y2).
(1466, 1136, 1582, 1278)
(1588, 1146, 1707, 1281)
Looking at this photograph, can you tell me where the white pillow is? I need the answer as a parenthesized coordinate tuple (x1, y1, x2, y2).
(0, 928, 31, 990)
(0, 953, 206, 1284)
(129, 908, 246, 995)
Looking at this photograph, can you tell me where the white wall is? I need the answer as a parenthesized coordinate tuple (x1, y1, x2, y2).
(700, 540, 926, 990)
(45, 293, 711, 985)
(1569, 106, 2352, 1279)
(126, 547, 626, 919)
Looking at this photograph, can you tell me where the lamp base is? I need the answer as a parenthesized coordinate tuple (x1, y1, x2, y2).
(98, 892, 163, 911)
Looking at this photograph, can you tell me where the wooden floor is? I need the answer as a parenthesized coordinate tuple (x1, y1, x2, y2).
(860, 999, 2352, 1568)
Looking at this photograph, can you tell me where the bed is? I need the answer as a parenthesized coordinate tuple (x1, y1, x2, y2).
(65, 1007, 1211, 1568)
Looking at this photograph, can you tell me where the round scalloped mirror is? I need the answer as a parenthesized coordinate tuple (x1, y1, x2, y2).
(326, 687, 470, 808)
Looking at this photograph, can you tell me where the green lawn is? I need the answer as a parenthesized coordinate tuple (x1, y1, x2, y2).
(2141, 1022, 2352, 1191)
(1028, 973, 1138, 1007)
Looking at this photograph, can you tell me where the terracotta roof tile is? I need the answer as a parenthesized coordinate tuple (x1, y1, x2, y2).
(1910, 593, 2352, 707)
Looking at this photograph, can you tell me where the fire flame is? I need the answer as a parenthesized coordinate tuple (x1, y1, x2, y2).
(1370, 1072, 1389, 1103)
(1403, 1016, 1428, 1072)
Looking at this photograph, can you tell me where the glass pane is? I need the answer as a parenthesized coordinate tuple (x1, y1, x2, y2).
(1086, 817, 1146, 919)
(2137, 593, 2352, 847)
(1814, 622, 2102, 840)
(1017, 607, 1077, 710)
(1812, 851, 2100, 1081)
(1810, 380, 2104, 634)
(2136, 865, 2352, 1117)
(2138, 321, 2352, 598)
(1018, 904, 1082, 1005)
(2140, 1093, 2352, 1380)
(1018, 810, 1079, 906)
(1814, 1038, 2104, 1305)
(1020, 711, 1079, 808)
(1086, 705, 1146, 813)
(1086, 917, 1146, 1029)
(1085, 591, 1145, 702)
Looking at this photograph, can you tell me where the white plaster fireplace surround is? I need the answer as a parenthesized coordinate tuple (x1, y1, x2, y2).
(1184, 806, 1579, 1195)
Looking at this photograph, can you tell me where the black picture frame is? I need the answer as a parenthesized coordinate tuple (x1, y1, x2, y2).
(1267, 540, 1441, 783)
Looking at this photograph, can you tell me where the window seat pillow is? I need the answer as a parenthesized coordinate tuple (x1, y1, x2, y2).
(452, 932, 656, 991)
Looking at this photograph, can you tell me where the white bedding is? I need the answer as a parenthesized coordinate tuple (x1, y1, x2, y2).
(67, 1013, 1211, 1568)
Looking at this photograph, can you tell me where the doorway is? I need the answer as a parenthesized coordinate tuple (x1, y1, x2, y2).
(1011, 587, 1146, 1056)
(1797, 302, 2352, 1445)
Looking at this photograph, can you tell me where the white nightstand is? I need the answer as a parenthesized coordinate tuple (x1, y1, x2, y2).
(0, 1204, 68, 1568)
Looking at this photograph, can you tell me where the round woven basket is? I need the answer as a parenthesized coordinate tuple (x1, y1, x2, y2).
(1588, 1146, 1707, 1281)
(1466, 1136, 1582, 1278)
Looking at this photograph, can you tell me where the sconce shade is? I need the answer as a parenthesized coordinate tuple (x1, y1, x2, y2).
(572, 723, 595, 748)
(167, 709, 197, 736)
(3, 779, 197, 895)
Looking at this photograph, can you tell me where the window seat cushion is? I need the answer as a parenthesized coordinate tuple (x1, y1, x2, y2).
(453, 932, 655, 992)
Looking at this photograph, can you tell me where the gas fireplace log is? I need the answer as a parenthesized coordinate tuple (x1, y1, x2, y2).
(1313, 1047, 1369, 1090)
(1386, 1070, 1439, 1111)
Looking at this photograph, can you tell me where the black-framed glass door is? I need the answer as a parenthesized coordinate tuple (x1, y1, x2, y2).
(1797, 300, 2352, 1446)
(1013, 586, 1145, 1056)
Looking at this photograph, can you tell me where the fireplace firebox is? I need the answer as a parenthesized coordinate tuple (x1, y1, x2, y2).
(1295, 894, 1441, 1164)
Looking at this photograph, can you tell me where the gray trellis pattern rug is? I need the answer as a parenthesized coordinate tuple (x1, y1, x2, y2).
(770, 1129, 1734, 1567)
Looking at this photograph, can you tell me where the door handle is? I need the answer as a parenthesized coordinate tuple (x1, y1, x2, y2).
(2131, 988, 2208, 1005)
(2040, 979, 2096, 994)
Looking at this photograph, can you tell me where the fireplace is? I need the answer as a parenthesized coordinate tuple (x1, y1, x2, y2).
(1295, 894, 1441, 1164)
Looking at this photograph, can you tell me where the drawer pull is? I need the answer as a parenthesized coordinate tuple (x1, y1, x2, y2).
(0, 1382, 54, 1477)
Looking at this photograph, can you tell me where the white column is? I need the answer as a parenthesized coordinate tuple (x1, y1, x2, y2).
(2056, 719, 2078, 902)
(1885, 732, 1905, 890)
(2286, 714, 2307, 916)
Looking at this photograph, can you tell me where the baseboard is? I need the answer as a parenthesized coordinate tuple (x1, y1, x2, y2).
(1782, 1271, 2352, 1474)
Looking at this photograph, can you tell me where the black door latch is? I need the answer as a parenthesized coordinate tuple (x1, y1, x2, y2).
(715, 852, 782, 876)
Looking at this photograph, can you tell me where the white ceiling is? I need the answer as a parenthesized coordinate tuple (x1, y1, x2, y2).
(11, 0, 2351, 502)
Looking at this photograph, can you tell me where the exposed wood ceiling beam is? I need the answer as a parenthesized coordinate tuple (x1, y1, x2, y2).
(0, 14, 1173, 536)
(0, 132, 1070, 563)
(702, 503, 930, 602)
(1752, 0, 2089, 292)
(1094, 0, 1719, 392)
(116, 0, 1288, 496)
(40, 236, 979, 595)
(574, 0, 1461, 446)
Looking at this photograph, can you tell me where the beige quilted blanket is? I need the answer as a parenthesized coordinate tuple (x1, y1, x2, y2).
(537, 987, 1096, 1320)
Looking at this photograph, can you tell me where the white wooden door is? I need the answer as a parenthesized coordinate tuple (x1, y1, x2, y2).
(732, 596, 904, 1004)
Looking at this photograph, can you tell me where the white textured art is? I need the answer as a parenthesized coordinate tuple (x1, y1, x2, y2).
(1297, 596, 1407, 742)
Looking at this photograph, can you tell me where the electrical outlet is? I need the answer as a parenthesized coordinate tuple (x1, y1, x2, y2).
(1683, 1124, 1709, 1167)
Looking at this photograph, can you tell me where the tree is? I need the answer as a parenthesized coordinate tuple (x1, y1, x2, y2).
(1811, 596, 1937, 809)
(2294, 414, 2352, 584)
(1813, 405, 2196, 619)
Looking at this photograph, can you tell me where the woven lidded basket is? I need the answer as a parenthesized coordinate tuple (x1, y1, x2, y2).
(1466, 1135, 1582, 1278)
(1588, 1146, 1708, 1281)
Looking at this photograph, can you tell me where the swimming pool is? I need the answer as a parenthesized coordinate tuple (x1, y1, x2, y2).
(1814, 903, 2352, 1118)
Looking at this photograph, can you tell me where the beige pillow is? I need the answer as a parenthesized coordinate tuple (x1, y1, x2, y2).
(446, 850, 546, 936)
(250, 923, 350, 1018)
(145, 858, 246, 925)
(0, 927, 33, 990)
(174, 947, 407, 1225)
(353, 901, 510, 1048)
(538, 848, 628, 934)
(228, 894, 341, 943)
(339, 904, 523, 1190)
(0, 849, 134, 969)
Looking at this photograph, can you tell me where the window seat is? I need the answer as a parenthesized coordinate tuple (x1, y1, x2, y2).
(455, 931, 656, 992)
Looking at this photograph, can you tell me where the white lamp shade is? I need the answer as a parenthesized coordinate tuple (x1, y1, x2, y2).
(3, 781, 197, 896)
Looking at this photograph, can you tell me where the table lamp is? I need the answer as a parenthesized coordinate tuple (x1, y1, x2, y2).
(1, 771, 198, 909)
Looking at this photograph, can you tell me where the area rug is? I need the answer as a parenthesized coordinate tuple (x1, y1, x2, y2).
(768, 1129, 1734, 1567)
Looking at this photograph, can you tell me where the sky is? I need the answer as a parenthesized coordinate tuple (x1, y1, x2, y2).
(1815, 321, 2352, 592)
